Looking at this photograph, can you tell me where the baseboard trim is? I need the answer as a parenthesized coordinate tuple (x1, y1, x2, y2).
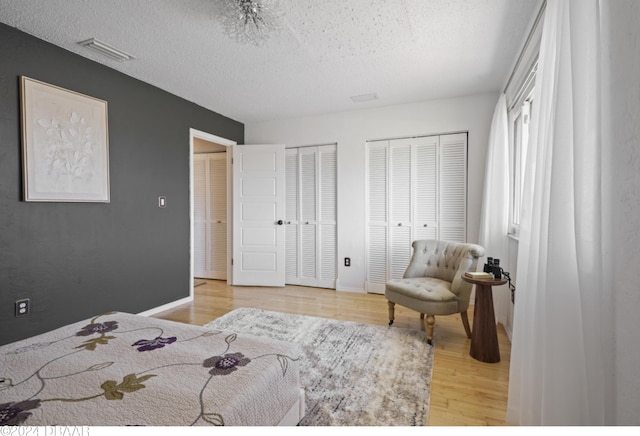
(137, 296, 193, 317)
(335, 280, 366, 293)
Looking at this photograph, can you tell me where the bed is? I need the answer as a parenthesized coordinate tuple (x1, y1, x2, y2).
(0, 312, 304, 426)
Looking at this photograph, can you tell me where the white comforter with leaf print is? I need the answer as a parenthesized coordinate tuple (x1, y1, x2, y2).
(0, 312, 301, 426)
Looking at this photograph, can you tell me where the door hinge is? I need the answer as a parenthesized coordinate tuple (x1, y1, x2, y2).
(231, 258, 234, 266)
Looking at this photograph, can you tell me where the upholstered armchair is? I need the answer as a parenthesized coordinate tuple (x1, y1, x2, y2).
(385, 239, 485, 344)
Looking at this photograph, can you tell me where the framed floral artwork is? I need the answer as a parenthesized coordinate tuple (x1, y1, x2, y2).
(20, 76, 110, 202)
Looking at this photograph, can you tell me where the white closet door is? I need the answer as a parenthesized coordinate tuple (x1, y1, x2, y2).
(389, 140, 413, 279)
(299, 148, 317, 286)
(285, 145, 337, 289)
(193, 153, 227, 280)
(193, 156, 207, 278)
(414, 136, 439, 240)
(208, 154, 227, 279)
(317, 145, 337, 288)
(366, 141, 388, 293)
(285, 148, 300, 285)
(439, 133, 467, 242)
(365, 133, 468, 294)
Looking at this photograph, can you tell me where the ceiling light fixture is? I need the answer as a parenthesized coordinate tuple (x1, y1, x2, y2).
(78, 38, 135, 62)
(218, 0, 281, 46)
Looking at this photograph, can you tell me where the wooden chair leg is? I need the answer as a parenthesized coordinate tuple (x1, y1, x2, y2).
(387, 301, 395, 326)
(426, 314, 435, 345)
(461, 310, 472, 339)
(420, 313, 425, 331)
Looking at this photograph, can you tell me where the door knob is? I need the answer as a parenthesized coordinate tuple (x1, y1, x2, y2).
(277, 220, 284, 225)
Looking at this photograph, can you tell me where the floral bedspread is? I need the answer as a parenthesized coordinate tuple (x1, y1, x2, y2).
(0, 312, 301, 426)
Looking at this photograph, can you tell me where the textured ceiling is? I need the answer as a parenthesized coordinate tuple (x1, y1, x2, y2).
(0, 0, 540, 123)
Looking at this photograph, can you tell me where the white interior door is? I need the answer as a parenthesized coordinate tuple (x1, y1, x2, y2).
(232, 144, 286, 286)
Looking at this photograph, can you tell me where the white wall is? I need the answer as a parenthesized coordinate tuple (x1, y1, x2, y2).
(601, 0, 640, 425)
(246, 93, 497, 292)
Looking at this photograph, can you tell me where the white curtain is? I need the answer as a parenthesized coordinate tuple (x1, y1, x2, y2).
(478, 93, 510, 326)
(507, 0, 614, 425)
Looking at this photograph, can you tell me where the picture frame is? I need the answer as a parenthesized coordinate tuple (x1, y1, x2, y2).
(20, 76, 110, 202)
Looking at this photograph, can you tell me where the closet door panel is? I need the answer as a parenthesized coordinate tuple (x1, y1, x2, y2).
(367, 144, 388, 223)
(366, 142, 388, 293)
(285, 145, 336, 288)
(319, 224, 336, 287)
(300, 223, 317, 285)
(318, 146, 337, 288)
(365, 133, 467, 292)
(193, 156, 208, 278)
(194, 153, 228, 280)
(285, 149, 300, 284)
(209, 154, 227, 279)
(414, 136, 439, 237)
(300, 150, 317, 223)
(439, 134, 467, 242)
(390, 225, 412, 279)
(389, 141, 412, 226)
(367, 225, 388, 293)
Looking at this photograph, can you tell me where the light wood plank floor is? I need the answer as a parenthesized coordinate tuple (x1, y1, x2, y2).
(153, 280, 512, 426)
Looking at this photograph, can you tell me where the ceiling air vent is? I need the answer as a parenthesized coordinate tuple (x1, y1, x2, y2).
(350, 93, 379, 103)
(78, 38, 135, 62)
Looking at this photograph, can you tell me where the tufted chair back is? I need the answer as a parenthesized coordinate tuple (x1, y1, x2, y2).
(402, 239, 484, 309)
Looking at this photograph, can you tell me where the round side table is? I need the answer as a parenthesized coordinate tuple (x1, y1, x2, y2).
(462, 273, 507, 363)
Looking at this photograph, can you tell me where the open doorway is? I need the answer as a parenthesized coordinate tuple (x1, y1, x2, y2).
(189, 129, 235, 289)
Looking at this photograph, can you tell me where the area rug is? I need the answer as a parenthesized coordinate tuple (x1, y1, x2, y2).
(205, 308, 434, 426)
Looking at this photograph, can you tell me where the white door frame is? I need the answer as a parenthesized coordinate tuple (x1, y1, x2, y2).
(189, 128, 236, 292)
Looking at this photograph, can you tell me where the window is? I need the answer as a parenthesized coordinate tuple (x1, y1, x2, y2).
(508, 63, 536, 237)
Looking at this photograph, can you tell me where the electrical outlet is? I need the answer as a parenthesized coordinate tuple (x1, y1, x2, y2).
(15, 298, 30, 317)
(344, 257, 351, 267)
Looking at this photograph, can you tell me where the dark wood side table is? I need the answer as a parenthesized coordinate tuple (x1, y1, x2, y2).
(462, 273, 507, 363)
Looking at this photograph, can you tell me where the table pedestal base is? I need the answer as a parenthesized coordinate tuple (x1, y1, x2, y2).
(469, 282, 501, 363)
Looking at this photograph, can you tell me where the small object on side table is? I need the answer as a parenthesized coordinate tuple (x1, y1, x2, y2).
(462, 273, 507, 363)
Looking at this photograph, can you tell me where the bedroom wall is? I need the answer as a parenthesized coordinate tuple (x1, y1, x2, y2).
(246, 93, 497, 292)
(601, 0, 640, 425)
(0, 23, 244, 346)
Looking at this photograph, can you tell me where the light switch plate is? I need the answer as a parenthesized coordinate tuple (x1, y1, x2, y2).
(159, 196, 166, 208)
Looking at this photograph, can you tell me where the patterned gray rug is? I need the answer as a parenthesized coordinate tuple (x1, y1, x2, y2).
(205, 308, 434, 426)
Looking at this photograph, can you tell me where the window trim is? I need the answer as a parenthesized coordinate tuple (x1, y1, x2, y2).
(507, 63, 536, 238)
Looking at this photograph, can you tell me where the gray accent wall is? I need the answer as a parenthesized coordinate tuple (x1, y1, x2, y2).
(0, 23, 244, 345)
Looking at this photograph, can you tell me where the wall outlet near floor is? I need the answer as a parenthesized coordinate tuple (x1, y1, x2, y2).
(15, 298, 30, 317)
(344, 257, 351, 267)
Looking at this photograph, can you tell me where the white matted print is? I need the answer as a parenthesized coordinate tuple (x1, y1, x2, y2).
(20, 76, 110, 202)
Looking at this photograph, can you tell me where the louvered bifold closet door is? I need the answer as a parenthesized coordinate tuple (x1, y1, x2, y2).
(208, 153, 227, 279)
(365, 133, 467, 294)
(194, 153, 227, 280)
(366, 141, 388, 293)
(285, 149, 300, 285)
(414, 136, 439, 240)
(317, 145, 337, 288)
(299, 148, 317, 286)
(285, 145, 337, 288)
(439, 133, 467, 242)
(193, 155, 207, 278)
(389, 140, 413, 280)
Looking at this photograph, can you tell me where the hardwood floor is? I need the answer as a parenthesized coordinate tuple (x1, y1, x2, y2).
(153, 279, 512, 426)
